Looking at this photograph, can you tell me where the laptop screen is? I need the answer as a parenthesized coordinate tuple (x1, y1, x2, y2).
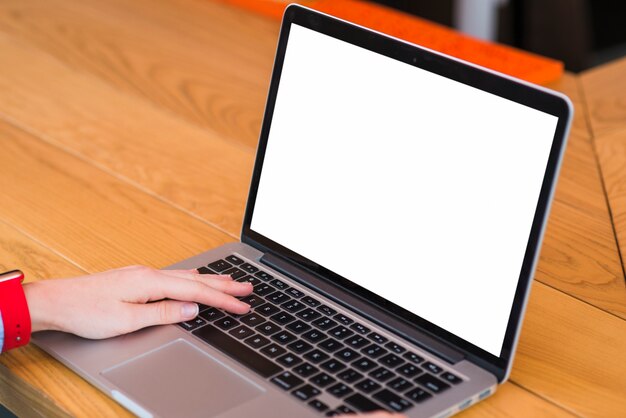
(250, 24, 559, 357)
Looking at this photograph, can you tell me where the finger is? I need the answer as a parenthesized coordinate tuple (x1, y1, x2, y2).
(161, 269, 234, 282)
(129, 300, 200, 329)
(194, 276, 253, 297)
(151, 275, 251, 314)
(162, 270, 252, 296)
(337, 412, 406, 418)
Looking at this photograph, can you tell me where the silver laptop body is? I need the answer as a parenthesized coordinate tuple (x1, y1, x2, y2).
(33, 5, 572, 418)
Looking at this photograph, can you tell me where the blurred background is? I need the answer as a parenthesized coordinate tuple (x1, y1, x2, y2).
(375, 0, 626, 72)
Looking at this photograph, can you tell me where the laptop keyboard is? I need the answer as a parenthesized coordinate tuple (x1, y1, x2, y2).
(179, 254, 464, 415)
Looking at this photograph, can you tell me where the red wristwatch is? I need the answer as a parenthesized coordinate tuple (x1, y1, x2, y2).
(0, 270, 32, 352)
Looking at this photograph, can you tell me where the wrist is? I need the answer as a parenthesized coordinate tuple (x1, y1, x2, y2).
(23, 281, 59, 333)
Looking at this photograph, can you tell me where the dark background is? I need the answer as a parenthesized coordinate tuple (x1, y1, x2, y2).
(374, 0, 626, 72)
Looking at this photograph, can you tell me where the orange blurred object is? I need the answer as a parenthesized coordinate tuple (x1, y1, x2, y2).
(219, 0, 563, 85)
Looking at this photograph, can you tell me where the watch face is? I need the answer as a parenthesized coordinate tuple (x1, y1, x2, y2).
(0, 270, 24, 283)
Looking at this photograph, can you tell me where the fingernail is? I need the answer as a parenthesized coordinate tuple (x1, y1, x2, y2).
(182, 303, 199, 319)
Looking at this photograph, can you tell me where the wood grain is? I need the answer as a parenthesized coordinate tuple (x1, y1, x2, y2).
(512, 281, 626, 417)
(0, 0, 279, 150)
(580, 58, 626, 137)
(0, 30, 254, 236)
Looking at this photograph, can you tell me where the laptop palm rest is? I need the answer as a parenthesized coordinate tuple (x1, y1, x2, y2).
(101, 339, 263, 418)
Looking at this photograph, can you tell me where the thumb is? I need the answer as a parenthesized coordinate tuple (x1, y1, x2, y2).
(135, 300, 199, 328)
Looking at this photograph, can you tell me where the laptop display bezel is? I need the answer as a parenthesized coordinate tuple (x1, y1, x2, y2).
(242, 5, 571, 381)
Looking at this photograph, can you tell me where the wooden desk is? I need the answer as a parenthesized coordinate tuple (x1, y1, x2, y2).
(0, 1, 624, 416)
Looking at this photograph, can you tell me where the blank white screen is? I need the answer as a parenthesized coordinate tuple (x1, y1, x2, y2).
(251, 24, 558, 356)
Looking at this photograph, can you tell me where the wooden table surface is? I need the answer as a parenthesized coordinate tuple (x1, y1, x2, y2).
(0, 0, 624, 417)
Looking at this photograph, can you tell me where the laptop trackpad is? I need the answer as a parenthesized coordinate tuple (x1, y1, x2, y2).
(102, 339, 263, 417)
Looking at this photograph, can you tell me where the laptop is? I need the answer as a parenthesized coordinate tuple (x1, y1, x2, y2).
(33, 4, 572, 418)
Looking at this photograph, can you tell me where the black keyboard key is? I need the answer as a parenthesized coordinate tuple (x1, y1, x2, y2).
(398, 364, 422, 378)
(302, 329, 326, 343)
(267, 291, 291, 305)
(272, 330, 297, 345)
(354, 378, 381, 393)
(368, 332, 388, 344)
(244, 334, 270, 349)
(286, 320, 311, 334)
(240, 294, 264, 308)
(292, 384, 320, 401)
(345, 393, 383, 412)
(310, 372, 336, 388)
(380, 353, 404, 368)
(406, 387, 432, 403)
(335, 348, 361, 363)
(403, 351, 424, 364)
(214, 316, 239, 330)
(327, 383, 353, 398)
(361, 344, 387, 359)
(193, 324, 281, 378)
(240, 313, 265, 327)
(178, 316, 206, 331)
(385, 342, 406, 354)
(337, 368, 363, 383)
(271, 371, 303, 390)
(285, 287, 305, 298)
(256, 322, 281, 336)
(197, 303, 211, 312)
(321, 359, 347, 373)
(260, 343, 286, 358)
(423, 361, 443, 374)
(313, 317, 338, 331)
(294, 362, 319, 377)
(208, 259, 231, 272)
(308, 399, 329, 412)
(334, 314, 353, 325)
(282, 300, 306, 313)
(225, 255, 244, 265)
(257, 303, 280, 317)
(270, 312, 296, 325)
(228, 325, 254, 340)
(254, 270, 273, 281)
(253, 284, 276, 296)
(269, 278, 289, 289)
(197, 266, 213, 274)
(277, 353, 303, 367)
(441, 372, 462, 384)
(317, 305, 337, 316)
(353, 358, 378, 372)
(415, 374, 450, 393)
(369, 367, 396, 382)
(304, 349, 330, 364)
(387, 377, 413, 392)
(287, 340, 313, 354)
(345, 335, 369, 349)
(199, 308, 225, 322)
(350, 323, 370, 335)
(222, 267, 247, 280)
(329, 326, 354, 340)
(297, 308, 322, 321)
(319, 338, 344, 353)
(373, 389, 413, 412)
(335, 405, 354, 414)
(301, 296, 321, 307)
(240, 263, 259, 274)
(237, 275, 261, 286)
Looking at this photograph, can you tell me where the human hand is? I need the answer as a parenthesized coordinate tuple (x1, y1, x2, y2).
(23, 265, 253, 339)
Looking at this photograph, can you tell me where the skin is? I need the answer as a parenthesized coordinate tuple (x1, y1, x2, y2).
(21, 265, 407, 418)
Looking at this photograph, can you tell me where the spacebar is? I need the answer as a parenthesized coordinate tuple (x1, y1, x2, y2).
(193, 324, 282, 378)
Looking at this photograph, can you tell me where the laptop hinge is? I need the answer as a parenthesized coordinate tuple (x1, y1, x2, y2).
(260, 253, 465, 364)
